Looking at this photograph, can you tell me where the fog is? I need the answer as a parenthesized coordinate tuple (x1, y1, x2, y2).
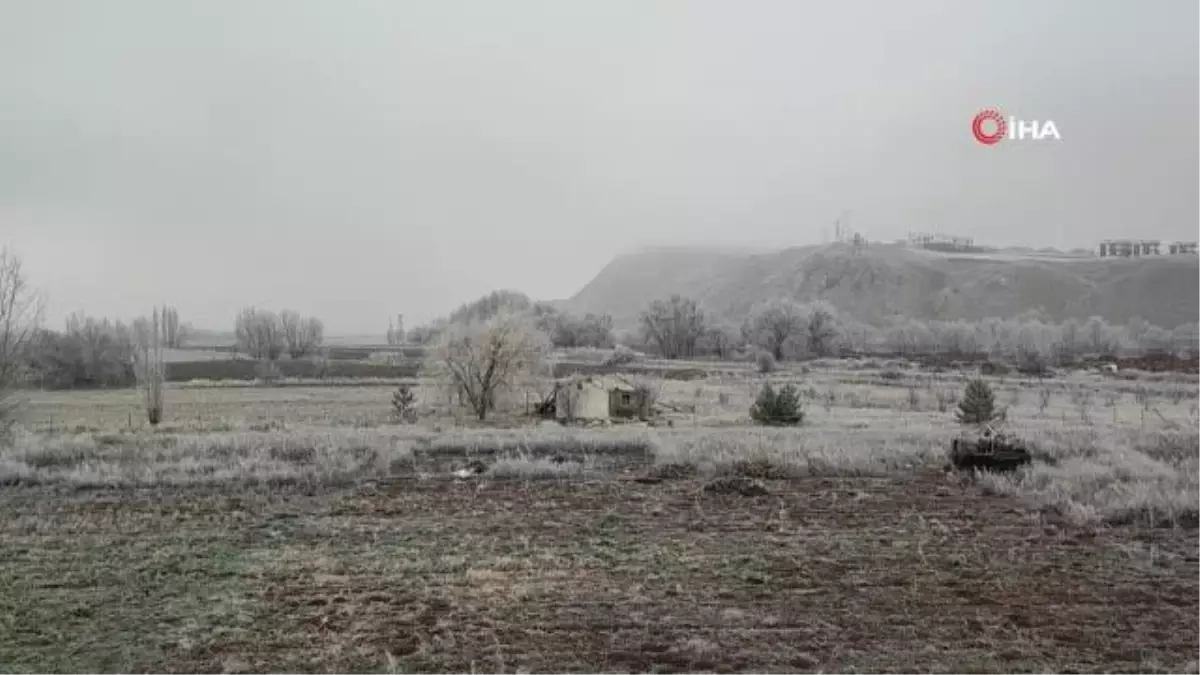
(1, 0, 1195, 333)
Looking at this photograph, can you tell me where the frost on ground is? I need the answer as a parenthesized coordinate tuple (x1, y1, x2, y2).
(1, 363, 1197, 673)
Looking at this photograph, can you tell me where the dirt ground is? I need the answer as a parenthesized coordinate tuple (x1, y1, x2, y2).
(1, 474, 1197, 674)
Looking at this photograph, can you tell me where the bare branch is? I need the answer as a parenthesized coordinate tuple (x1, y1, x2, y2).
(0, 247, 44, 390)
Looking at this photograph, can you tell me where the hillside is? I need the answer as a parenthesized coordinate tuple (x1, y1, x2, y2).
(564, 244, 1200, 329)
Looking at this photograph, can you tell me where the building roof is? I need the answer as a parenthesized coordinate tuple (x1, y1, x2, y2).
(556, 374, 638, 392)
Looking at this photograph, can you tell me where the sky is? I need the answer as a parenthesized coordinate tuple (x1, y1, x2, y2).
(1, 0, 1196, 334)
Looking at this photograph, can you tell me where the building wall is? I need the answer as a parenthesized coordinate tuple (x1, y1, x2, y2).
(555, 382, 610, 420)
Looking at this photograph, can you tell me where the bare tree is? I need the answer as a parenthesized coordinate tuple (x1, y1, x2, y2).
(1081, 316, 1120, 357)
(280, 310, 302, 356)
(0, 248, 42, 385)
(235, 308, 285, 361)
(407, 319, 446, 346)
(280, 310, 324, 358)
(162, 307, 176, 347)
(159, 306, 190, 348)
(387, 313, 405, 346)
(640, 295, 706, 359)
(1057, 318, 1082, 360)
(1139, 324, 1173, 353)
(534, 306, 615, 349)
(1173, 322, 1200, 356)
(300, 316, 324, 356)
(836, 319, 880, 354)
(58, 312, 136, 386)
(133, 307, 167, 425)
(744, 299, 806, 360)
(802, 301, 840, 357)
(702, 320, 739, 360)
(928, 320, 974, 357)
(1014, 320, 1060, 370)
(886, 317, 935, 356)
(431, 311, 550, 421)
(0, 247, 43, 434)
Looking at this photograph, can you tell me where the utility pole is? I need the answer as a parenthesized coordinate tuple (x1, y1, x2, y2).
(833, 210, 851, 244)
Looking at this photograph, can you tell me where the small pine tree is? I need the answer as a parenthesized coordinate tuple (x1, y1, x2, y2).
(956, 378, 998, 425)
(391, 384, 417, 423)
(750, 381, 804, 426)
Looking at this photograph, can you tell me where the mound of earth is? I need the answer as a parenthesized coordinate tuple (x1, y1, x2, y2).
(563, 243, 1200, 329)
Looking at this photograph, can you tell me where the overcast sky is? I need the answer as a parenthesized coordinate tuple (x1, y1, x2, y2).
(1, 0, 1196, 334)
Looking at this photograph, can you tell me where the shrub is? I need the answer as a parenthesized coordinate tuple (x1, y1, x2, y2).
(602, 344, 640, 368)
(755, 350, 777, 374)
(956, 378, 1000, 425)
(980, 361, 1011, 376)
(750, 381, 804, 426)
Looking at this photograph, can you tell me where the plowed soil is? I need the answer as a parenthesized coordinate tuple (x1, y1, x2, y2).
(1, 474, 1196, 673)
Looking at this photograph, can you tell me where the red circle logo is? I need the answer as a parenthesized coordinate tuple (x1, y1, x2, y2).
(972, 109, 1006, 145)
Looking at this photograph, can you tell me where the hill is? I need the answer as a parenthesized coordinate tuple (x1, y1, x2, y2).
(564, 244, 1200, 329)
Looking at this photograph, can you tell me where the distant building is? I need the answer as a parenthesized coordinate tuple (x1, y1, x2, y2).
(1099, 239, 1196, 257)
(908, 232, 979, 253)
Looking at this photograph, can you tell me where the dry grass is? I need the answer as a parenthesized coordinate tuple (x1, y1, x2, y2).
(4, 361, 1197, 527)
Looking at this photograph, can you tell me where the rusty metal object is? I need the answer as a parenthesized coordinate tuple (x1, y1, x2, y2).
(948, 425, 1032, 473)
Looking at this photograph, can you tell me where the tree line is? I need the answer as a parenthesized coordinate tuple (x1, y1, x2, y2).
(417, 290, 1200, 425)
(234, 308, 324, 361)
(629, 294, 1200, 365)
(5, 306, 327, 390)
(0, 246, 330, 391)
(3, 239, 1197, 406)
(416, 290, 1200, 368)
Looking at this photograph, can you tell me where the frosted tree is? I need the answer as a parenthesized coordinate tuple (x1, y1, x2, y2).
(430, 311, 550, 421)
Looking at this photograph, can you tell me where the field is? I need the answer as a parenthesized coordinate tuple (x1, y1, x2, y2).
(2, 358, 1198, 672)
